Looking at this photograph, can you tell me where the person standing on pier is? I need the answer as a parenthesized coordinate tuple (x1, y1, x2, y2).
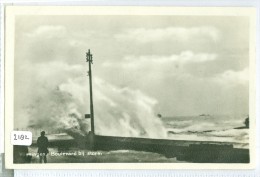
(37, 131, 49, 163)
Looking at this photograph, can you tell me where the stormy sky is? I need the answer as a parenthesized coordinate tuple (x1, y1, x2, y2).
(14, 15, 249, 118)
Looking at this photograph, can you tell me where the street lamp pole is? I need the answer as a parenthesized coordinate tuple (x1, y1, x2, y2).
(86, 49, 95, 134)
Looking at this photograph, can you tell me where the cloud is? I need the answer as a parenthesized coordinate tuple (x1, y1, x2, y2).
(115, 26, 220, 43)
(18, 25, 90, 65)
(103, 51, 217, 69)
(25, 25, 67, 38)
(213, 68, 249, 86)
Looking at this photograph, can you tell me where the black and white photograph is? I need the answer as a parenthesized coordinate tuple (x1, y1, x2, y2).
(4, 6, 256, 169)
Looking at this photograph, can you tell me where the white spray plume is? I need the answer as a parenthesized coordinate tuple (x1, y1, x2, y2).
(16, 61, 167, 139)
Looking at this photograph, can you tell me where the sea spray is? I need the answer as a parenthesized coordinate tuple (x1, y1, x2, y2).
(60, 77, 167, 138)
(92, 78, 167, 138)
(18, 61, 167, 139)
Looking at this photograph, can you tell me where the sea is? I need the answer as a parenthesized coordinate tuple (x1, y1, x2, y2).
(27, 114, 249, 163)
(164, 115, 249, 148)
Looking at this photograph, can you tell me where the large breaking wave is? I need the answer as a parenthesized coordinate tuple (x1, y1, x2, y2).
(15, 61, 167, 139)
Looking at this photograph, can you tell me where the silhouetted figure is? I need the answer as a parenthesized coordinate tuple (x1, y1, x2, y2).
(37, 131, 49, 163)
(244, 117, 249, 128)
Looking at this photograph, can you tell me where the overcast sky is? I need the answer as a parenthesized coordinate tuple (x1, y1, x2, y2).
(14, 15, 249, 117)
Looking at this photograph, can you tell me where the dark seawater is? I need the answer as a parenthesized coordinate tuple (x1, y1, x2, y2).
(164, 115, 249, 149)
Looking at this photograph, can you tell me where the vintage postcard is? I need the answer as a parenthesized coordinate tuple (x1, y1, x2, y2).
(4, 6, 256, 169)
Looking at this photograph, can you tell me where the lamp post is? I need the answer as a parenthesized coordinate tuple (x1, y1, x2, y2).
(86, 49, 95, 134)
